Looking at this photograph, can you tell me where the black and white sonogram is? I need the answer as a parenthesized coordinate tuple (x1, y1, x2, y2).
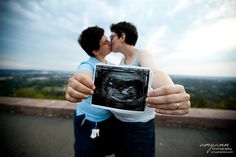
(92, 64, 151, 111)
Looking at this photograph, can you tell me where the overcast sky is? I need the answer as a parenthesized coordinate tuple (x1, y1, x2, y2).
(0, 0, 236, 77)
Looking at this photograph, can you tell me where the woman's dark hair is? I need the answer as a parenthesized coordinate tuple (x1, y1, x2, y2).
(110, 21, 138, 46)
(78, 26, 104, 57)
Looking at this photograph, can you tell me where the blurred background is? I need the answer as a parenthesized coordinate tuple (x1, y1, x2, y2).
(0, 0, 235, 110)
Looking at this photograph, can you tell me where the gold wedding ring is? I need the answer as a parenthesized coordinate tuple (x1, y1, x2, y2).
(175, 102, 180, 110)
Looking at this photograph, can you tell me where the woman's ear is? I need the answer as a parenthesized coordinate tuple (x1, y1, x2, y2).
(121, 33, 126, 42)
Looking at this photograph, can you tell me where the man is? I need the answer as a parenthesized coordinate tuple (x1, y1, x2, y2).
(72, 26, 114, 157)
(67, 22, 190, 157)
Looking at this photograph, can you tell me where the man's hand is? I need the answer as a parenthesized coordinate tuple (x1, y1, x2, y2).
(146, 84, 191, 115)
(65, 72, 95, 103)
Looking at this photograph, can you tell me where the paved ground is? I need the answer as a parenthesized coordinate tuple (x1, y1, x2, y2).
(0, 111, 235, 157)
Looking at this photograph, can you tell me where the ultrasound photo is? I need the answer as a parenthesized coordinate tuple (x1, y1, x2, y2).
(92, 64, 151, 112)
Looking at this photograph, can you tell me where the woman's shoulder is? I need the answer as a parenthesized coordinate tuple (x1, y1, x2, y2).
(137, 49, 152, 58)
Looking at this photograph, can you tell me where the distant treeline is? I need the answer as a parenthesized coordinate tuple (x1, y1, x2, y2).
(0, 70, 236, 110)
(172, 75, 236, 110)
(0, 70, 70, 100)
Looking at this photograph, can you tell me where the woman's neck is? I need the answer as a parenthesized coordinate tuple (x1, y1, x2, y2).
(121, 45, 137, 64)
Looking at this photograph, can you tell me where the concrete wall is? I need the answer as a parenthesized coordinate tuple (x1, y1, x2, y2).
(0, 97, 236, 129)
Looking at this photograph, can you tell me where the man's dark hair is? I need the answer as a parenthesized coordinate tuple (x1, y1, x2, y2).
(110, 21, 138, 46)
(78, 26, 104, 57)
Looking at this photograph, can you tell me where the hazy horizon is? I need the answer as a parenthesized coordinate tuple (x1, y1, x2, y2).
(1, 67, 236, 79)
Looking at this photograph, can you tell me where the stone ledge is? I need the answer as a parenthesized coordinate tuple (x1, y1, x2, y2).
(0, 97, 76, 118)
(0, 97, 235, 129)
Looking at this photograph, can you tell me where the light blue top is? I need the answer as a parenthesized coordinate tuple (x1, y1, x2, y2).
(111, 49, 155, 122)
(76, 57, 111, 122)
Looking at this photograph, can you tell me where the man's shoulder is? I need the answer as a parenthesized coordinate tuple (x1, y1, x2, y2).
(77, 57, 96, 72)
(80, 57, 99, 66)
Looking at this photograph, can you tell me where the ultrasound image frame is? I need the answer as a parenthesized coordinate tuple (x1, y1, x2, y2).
(92, 64, 151, 112)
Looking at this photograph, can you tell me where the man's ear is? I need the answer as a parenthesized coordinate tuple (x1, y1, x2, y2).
(92, 50, 98, 56)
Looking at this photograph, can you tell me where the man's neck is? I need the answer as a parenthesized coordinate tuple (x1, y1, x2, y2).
(95, 55, 106, 63)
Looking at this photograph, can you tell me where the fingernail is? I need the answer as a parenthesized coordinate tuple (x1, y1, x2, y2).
(90, 90, 94, 94)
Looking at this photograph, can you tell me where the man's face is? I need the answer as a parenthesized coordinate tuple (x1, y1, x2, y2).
(98, 35, 111, 56)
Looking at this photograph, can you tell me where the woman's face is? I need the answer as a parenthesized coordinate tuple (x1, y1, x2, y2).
(110, 32, 120, 52)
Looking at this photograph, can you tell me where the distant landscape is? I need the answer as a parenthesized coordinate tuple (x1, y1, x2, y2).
(0, 69, 235, 110)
